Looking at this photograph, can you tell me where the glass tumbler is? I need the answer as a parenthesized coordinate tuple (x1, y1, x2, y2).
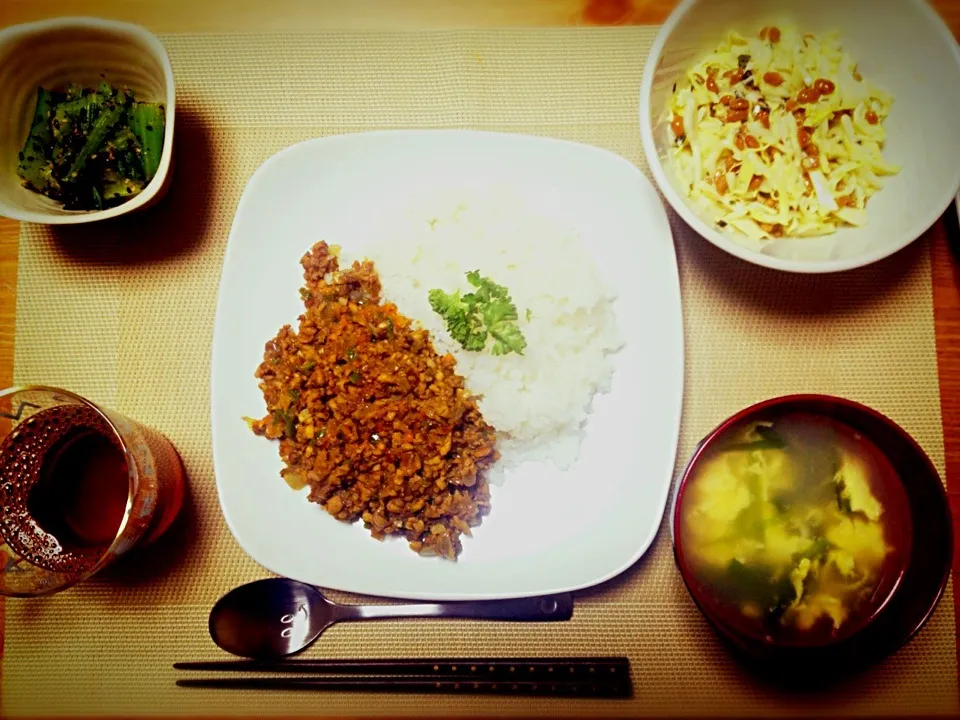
(0, 386, 186, 597)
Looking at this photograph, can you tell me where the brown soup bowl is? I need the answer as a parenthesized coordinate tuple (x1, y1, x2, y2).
(670, 395, 952, 680)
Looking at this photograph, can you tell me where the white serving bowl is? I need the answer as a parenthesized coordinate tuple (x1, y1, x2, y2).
(0, 17, 175, 224)
(640, 0, 960, 273)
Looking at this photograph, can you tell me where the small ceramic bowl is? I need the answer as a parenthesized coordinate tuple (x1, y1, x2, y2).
(670, 395, 953, 676)
(0, 17, 175, 224)
(639, 0, 960, 273)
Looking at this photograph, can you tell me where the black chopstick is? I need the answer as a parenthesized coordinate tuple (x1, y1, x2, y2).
(174, 656, 629, 681)
(175, 676, 632, 698)
(174, 657, 632, 697)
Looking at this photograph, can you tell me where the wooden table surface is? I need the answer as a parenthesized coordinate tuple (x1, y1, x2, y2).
(2, 0, 960, 704)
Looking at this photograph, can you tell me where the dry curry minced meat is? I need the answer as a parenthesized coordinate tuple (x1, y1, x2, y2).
(250, 241, 499, 560)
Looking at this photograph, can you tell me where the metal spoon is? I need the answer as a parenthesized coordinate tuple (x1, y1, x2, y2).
(209, 578, 574, 659)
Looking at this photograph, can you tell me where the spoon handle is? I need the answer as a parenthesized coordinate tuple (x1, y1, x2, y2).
(337, 593, 573, 623)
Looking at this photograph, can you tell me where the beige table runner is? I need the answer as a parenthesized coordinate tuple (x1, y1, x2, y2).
(4, 27, 956, 717)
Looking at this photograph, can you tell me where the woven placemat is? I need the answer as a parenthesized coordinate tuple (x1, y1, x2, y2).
(4, 27, 956, 717)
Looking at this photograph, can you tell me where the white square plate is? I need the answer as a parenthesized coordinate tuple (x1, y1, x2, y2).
(210, 131, 684, 600)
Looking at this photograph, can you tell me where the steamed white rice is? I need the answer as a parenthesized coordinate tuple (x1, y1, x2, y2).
(351, 194, 624, 484)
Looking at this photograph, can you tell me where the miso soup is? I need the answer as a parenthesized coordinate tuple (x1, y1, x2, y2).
(678, 412, 912, 646)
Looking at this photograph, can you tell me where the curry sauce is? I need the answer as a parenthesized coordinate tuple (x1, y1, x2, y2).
(250, 242, 499, 560)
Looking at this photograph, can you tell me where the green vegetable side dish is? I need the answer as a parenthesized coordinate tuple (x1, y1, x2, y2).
(428, 270, 527, 356)
(16, 82, 166, 211)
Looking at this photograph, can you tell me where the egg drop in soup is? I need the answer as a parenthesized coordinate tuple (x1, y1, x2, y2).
(679, 412, 911, 645)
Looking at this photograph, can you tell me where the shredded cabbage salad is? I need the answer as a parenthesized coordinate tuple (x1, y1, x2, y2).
(667, 24, 900, 241)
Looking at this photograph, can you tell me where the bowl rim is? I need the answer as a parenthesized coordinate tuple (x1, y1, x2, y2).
(0, 16, 176, 225)
(669, 392, 953, 652)
(639, 0, 960, 274)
